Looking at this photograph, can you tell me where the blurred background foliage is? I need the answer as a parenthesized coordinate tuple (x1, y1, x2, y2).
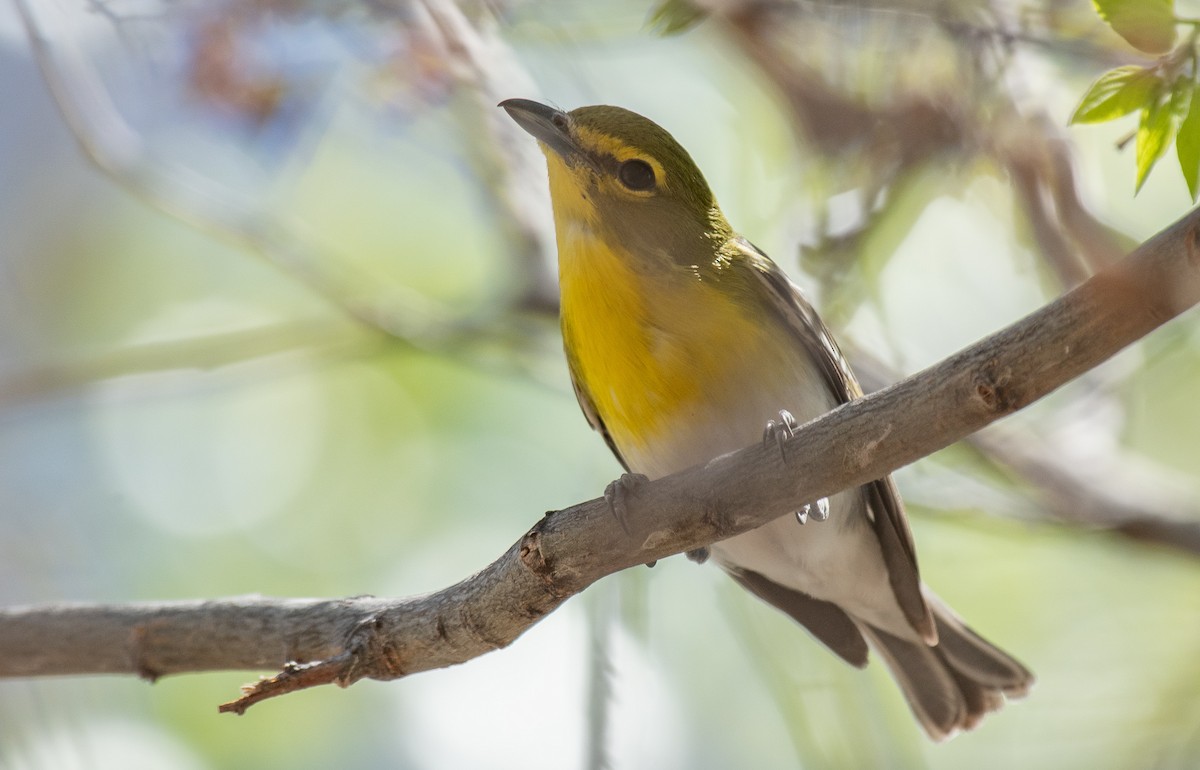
(2, 0, 1200, 768)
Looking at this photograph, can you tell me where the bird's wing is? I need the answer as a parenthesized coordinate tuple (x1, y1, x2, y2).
(736, 237, 935, 641)
(565, 346, 631, 472)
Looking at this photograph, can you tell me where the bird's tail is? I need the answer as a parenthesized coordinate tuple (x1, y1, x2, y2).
(859, 594, 1033, 741)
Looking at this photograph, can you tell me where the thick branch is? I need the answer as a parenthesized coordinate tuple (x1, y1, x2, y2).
(2, 206, 1199, 710)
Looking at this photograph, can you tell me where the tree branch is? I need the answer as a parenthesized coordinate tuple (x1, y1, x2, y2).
(3, 206, 1199, 711)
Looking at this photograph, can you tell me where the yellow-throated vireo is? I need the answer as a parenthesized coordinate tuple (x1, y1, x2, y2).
(502, 98, 1033, 740)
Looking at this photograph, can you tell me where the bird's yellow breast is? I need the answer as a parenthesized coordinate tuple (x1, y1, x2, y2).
(558, 225, 772, 459)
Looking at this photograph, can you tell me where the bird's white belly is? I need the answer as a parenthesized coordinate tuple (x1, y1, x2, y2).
(617, 359, 913, 638)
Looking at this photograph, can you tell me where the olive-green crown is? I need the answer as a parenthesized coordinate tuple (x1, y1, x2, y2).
(570, 105, 718, 214)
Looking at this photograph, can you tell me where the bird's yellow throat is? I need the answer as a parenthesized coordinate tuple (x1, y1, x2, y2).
(545, 152, 771, 456)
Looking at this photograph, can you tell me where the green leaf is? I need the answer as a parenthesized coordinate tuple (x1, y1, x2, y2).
(1092, 0, 1178, 54)
(1176, 86, 1200, 199)
(648, 0, 707, 36)
(1070, 66, 1164, 124)
(1136, 96, 1178, 192)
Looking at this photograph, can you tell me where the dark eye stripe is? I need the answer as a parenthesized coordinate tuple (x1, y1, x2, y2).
(618, 159, 656, 191)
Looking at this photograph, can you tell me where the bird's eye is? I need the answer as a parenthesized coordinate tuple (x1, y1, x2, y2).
(618, 159, 656, 191)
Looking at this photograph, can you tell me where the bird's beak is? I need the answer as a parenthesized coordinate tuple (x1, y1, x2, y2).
(499, 98, 581, 162)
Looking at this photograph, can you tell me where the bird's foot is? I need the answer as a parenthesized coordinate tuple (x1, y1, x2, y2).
(795, 497, 831, 525)
(762, 409, 798, 462)
(763, 410, 831, 526)
(604, 472, 648, 535)
(604, 473, 656, 566)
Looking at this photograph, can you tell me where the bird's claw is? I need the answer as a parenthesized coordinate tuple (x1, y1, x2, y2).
(762, 410, 828, 526)
(606, 473, 656, 566)
(795, 497, 831, 525)
(604, 472, 649, 537)
(762, 409, 798, 463)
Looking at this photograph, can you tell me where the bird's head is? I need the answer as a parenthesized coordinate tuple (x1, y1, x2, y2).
(501, 99, 733, 266)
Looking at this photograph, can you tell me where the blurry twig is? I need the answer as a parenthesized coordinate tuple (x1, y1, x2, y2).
(989, 111, 1132, 284)
(969, 429, 1200, 554)
(851, 351, 1200, 558)
(15, 0, 453, 344)
(11, 0, 573, 410)
(14, 0, 555, 353)
(583, 587, 616, 770)
(409, 0, 560, 313)
(0, 321, 385, 410)
(715, 0, 1130, 297)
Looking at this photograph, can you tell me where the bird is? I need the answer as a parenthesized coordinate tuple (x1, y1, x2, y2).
(500, 97, 1033, 740)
